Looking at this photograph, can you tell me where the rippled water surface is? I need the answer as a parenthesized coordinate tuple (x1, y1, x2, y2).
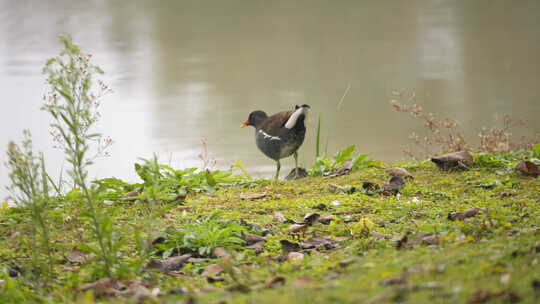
(1, 0, 539, 195)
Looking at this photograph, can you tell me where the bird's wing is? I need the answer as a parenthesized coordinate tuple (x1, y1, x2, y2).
(260, 110, 293, 136)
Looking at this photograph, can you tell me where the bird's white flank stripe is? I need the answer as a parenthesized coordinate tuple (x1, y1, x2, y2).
(284, 106, 309, 129)
(259, 129, 281, 141)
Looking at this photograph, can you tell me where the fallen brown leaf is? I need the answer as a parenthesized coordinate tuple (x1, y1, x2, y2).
(201, 264, 224, 278)
(144, 254, 192, 274)
(263, 276, 286, 289)
(516, 160, 540, 177)
(65, 247, 96, 264)
(212, 247, 231, 259)
(386, 167, 414, 179)
(396, 231, 440, 250)
(467, 289, 521, 304)
(448, 208, 486, 221)
(248, 241, 265, 254)
(187, 257, 209, 263)
(272, 211, 288, 223)
(325, 159, 353, 178)
(122, 191, 140, 198)
(241, 232, 267, 245)
(79, 278, 123, 297)
(287, 252, 304, 262)
(372, 231, 393, 240)
(380, 273, 408, 286)
(61, 265, 80, 272)
(333, 236, 350, 242)
(288, 223, 307, 233)
(431, 150, 473, 170)
(239, 193, 267, 200)
(301, 237, 338, 250)
(79, 278, 153, 298)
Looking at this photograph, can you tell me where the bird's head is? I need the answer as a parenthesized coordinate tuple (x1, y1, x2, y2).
(241, 110, 268, 128)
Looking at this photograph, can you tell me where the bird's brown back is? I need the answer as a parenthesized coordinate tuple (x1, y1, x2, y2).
(260, 110, 294, 136)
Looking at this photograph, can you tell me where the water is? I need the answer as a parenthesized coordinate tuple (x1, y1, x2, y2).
(1, 0, 539, 198)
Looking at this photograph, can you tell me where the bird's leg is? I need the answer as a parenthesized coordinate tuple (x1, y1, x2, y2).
(294, 151, 299, 178)
(275, 160, 281, 180)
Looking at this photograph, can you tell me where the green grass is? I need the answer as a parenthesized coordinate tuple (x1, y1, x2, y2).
(1, 160, 540, 303)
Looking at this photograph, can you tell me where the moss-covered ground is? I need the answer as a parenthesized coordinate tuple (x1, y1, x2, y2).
(1, 160, 540, 303)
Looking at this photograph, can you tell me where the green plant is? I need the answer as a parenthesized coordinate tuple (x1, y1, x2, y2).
(473, 152, 519, 169)
(133, 155, 164, 269)
(4, 131, 53, 286)
(158, 213, 246, 257)
(41, 35, 119, 278)
(309, 145, 381, 176)
(135, 158, 246, 197)
(532, 143, 540, 160)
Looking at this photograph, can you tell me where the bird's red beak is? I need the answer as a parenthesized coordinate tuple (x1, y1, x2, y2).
(241, 120, 249, 128)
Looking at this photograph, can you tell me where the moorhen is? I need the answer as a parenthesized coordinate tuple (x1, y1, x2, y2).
(241, 104, 310, 180)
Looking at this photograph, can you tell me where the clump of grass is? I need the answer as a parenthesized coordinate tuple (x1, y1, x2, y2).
(41, 35, 120, 278)
(4, 130, 53, 287)
(156, 212, 247, 257)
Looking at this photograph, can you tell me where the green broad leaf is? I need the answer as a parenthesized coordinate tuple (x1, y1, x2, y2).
(205, 170, 217, 187)
(334, 145, 355, 163)
(533, 143, 540, 159)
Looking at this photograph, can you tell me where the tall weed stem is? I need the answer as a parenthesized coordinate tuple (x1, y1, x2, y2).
(42, 35, 117, 277)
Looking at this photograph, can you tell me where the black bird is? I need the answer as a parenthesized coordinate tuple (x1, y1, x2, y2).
(242, 104, 310, 180)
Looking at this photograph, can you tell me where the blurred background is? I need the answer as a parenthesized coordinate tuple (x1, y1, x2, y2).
(1, 0, 539, 196)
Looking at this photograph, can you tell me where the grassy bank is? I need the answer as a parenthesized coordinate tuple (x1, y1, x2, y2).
(1, 156, 539, 303)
